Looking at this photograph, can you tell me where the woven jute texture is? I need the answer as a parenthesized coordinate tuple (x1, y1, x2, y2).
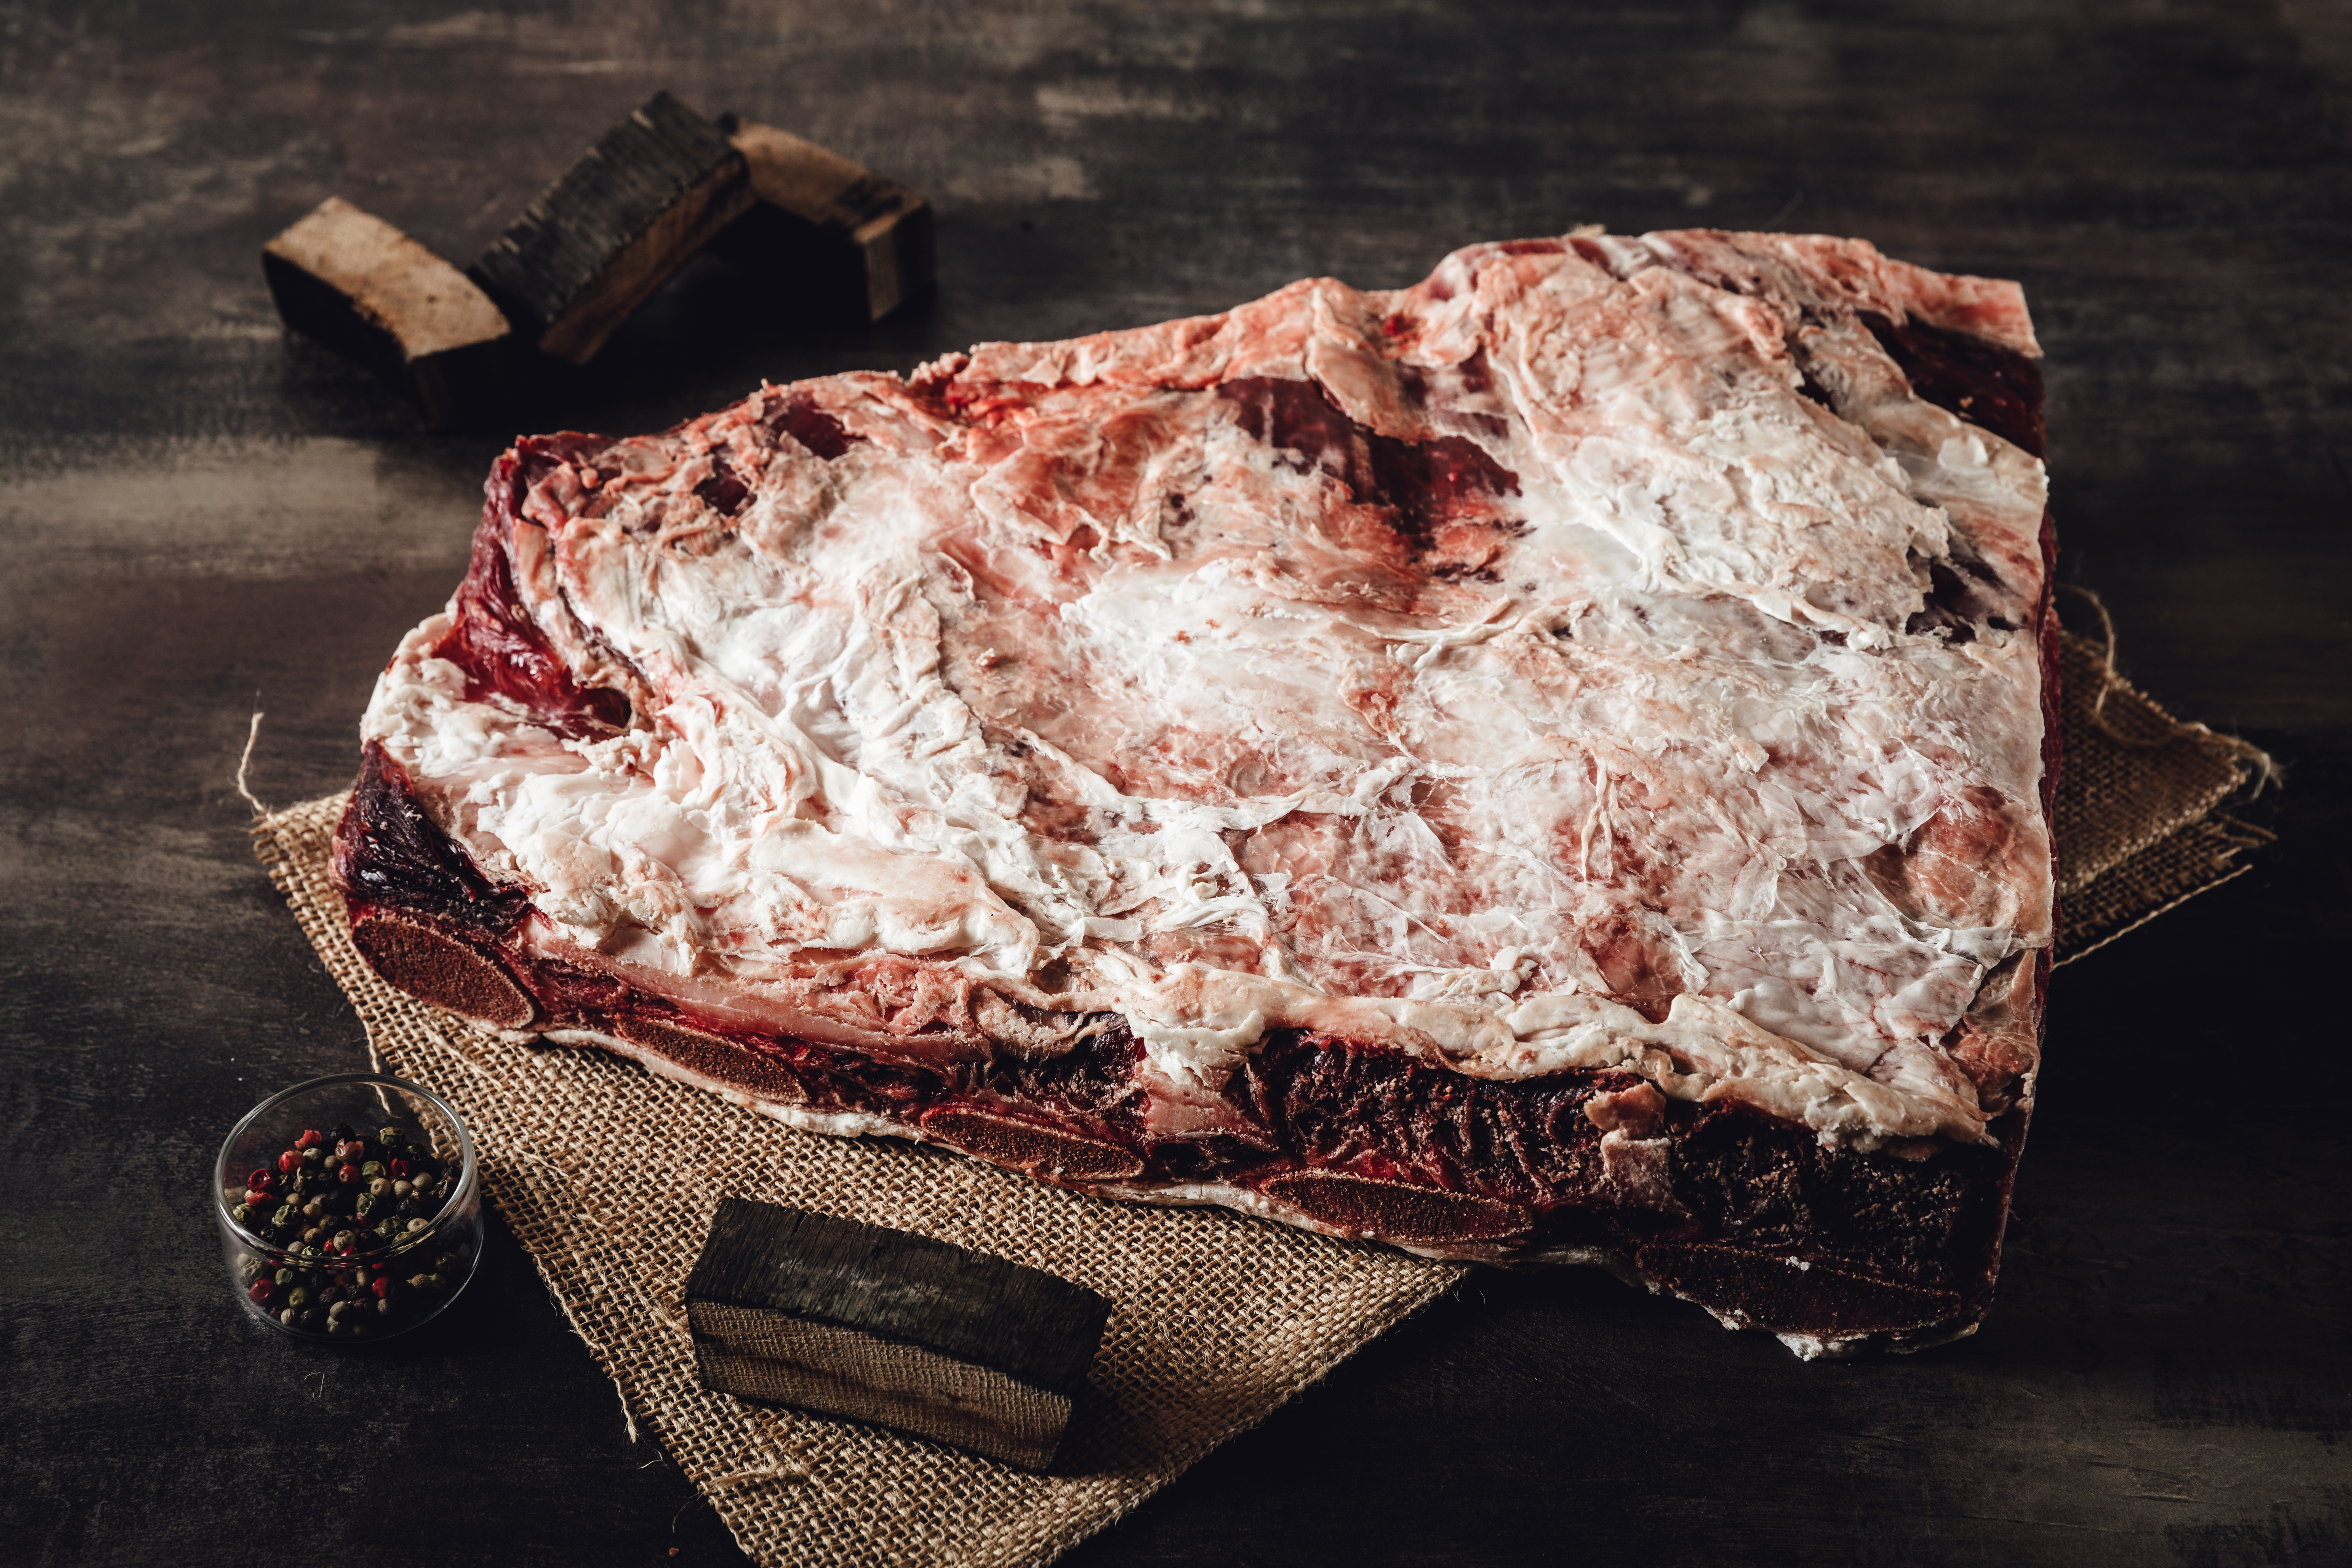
(2050, 596, 2275, 963)
(253, 792, 1461, 1568)
(246, 605, 2268, 1568)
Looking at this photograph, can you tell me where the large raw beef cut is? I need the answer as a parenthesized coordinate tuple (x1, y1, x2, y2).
(336, 229, 2057, 1356)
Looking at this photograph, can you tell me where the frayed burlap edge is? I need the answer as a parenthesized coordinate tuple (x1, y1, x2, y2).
(2051, 589, 2276, 965)
(251, 794, 1462, 1568)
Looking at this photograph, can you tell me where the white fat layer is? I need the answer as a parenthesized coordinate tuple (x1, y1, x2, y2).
(364, 229, 2051, 1152)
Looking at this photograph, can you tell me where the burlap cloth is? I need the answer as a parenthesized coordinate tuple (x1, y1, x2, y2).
(245, 596, 2271, 1568)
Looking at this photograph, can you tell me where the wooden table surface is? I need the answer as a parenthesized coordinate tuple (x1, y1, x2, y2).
(4, 4, 2345, 1564)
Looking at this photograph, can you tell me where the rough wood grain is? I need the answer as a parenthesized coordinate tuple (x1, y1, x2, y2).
(684, 1198, 1110, 1470)
(712, 115, 934, 322)
(470, 91, 754, 364)
(260, 198, 513, 430)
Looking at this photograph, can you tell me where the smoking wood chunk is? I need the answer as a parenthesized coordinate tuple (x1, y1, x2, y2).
(470, 91, 754, 365)
(260, 198, 514, 431)
(685, 1198, 1111, 1471)
(713, 114, 934, 322)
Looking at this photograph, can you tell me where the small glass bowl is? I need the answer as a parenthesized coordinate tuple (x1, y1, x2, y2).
(214, 1072, 484, 1343)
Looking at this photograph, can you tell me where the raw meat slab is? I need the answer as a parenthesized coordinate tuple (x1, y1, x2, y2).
(337, 229, 2056, 1355)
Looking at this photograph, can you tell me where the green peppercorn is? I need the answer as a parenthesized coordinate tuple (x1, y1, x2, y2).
(360, 1160, 385, 1180)
(354, 1192, 376, 1218)
(377, 1126, 404, 1148)
(272, 1267, 293, 1286)
(271, 1202, 299, 1227)
(286, 1286, 310, 1309)
(230, 1203, 253, 1225)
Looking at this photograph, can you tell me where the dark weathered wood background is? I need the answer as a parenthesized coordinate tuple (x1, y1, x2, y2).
(4, 4, 2345, 1564)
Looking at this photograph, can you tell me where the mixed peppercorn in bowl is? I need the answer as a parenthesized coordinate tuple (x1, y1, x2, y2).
(212, 1073, 484, 1341)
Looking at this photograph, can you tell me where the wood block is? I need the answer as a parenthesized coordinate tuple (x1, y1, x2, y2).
(684, 1198, 1110, 1471)
(470, 92, 754, 365)
(712, 114, 934, 322)
(260, 197, 514, 431)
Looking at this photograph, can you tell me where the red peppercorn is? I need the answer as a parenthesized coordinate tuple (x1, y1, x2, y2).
(277, 1150, 302, 1174)
(248, 1279, 276, 1304)
(337, 1163, 360, 1185)
(371, 1277, 395, 1300)
(244, 1189, 271, 1207)
(247, 1168, 275, 1192)
(388, 1158, 411, 1179)
(295, 1129, 323, 1150)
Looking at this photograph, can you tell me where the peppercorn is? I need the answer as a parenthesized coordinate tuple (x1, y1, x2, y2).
(248, 1279, 275, 1305)
(360, 1161, 386, 1180)
(303, 1197, 324, 1217)
(286, 1286, 310, 1309)
(295, 1128, 323, 1150)
(405, 1218, 427, 1234)
(354, 1192, 377, 1218)
(390, 1179, 412, 1198)
(337, 1162, 360, 1185)
(301, 1145, 323, 1166)
(368, 1176, 390, 1197)
(378, 1126, 404, 1148)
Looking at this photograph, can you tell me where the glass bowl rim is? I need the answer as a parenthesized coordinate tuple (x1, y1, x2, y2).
(212, 1071, 477, 1253)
